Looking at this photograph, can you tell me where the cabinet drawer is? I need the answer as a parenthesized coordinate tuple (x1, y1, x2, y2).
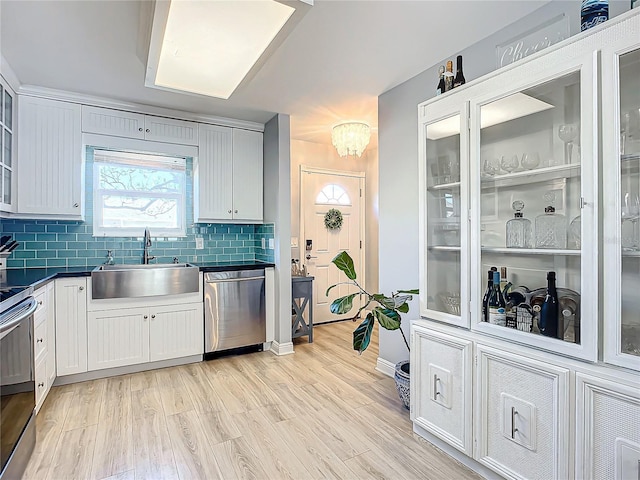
(35, 355, 48, 412)
(34, 289, 47, 325)
(34, 319, 47, 363)
(475, 344, 570, 480)
(411, 325, 472, 455)
(577, 373, 640, 480)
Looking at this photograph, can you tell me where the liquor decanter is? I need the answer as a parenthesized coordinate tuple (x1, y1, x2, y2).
(535, 205, 567, 249)
(506, 200, 532, 248)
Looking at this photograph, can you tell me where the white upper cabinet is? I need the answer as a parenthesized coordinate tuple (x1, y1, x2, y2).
(195, 124, 263, 223)
(602, 32, 640, 371)
(81, 105, 198, 146)
(18, 96, 83, 218)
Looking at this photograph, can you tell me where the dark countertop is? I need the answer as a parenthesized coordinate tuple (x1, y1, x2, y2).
(1, 261, 275, 292)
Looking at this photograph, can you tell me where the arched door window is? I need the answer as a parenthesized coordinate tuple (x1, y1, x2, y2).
(315, 184, 351, 205)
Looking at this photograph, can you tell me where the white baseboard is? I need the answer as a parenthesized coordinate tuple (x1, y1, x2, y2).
(413, 423, 501, 480)
(270, 341, 294, 356)
(376, 357, 395, 377)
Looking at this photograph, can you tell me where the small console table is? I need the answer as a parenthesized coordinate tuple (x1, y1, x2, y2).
(292, 275, 314, 343)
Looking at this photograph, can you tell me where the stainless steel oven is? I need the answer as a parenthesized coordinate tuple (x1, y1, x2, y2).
(0, 287, 36, 479)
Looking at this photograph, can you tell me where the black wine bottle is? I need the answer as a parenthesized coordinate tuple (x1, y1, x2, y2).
(539, 271, 559, 338)
(488, 271, 506, 326)
(482, 270, 493, 322)
(436, 65, 445, 96)
(453, 55, 466, 88)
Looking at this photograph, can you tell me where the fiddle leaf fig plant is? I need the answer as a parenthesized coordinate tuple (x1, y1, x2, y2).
(326, 251, 419, 354)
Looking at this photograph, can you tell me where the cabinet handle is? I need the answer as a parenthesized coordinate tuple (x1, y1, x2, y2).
(138, 127, 143, 132)
(78, 286, 84, 291)
(38, 382, 44, 388)
(234, 210, 238, 214)
(145, 128, 150, 133)
(38, 300, 43, 306)
(228, 210, 232, 214)
(433, 374, 440, 399)
(151, 314, 156, 319)
(37, 338, 43, 343)
(144, 315, 148, 320)
(511, 407, 518, 439)
(73, 203, 79, 208)
(637, 460, 639, 480)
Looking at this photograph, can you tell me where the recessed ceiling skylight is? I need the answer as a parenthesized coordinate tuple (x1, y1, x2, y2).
(146, 0, 310, 100)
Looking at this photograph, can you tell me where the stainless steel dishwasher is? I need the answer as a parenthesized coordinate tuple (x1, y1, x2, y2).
(204, 269, 266, 355)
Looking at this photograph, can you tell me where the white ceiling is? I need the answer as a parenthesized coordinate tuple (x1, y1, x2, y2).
(0, 0, 549, 146)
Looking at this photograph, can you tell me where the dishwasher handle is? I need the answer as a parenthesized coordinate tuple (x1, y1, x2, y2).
(206, 276, 264, 283)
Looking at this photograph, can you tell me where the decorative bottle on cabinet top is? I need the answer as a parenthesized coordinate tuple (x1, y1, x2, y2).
(506, 200, 532, 248)
(436, 65, 445, 96)
(580, 0, 608, 31)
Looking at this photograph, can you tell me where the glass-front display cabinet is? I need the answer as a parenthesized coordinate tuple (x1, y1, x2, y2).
(603, 38, 640, 370)
(419, 100, 469, 328)
(469, 52, 597, 361)
(0, 76, 14, 212)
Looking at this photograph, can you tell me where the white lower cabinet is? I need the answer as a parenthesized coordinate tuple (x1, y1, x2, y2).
(576, 373, 640, 480)
(411, 324, 472, 455)
(87, 302, 203, 371)
(55, 277, 88, 377)
(33, 282, 56, 413)
(475, 344, 570, 480)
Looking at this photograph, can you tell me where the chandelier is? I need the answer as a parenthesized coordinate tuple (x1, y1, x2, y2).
(331, 122, 371, 157)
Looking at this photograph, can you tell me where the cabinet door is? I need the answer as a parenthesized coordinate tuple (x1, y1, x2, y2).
(81, 105, 145, 139)
(149, 302, 203, 362)
(17, 97, 83, 216)
(602, 37, 640, 371)
(411, 324, 472, 455)
(475, 344, 570, 480)
(46, 282, 56, 386)
(195, 123, 233, 221)
(576, 373, 640, 480)
(34, 355, 48, 414)
(0, 77, 15, 212)
(232, 129, 263, 221)
(87, 307, 150, 370)
(419, 98, 469, 328)
(469, 49, 597, 362)
(144, 115, 198, 146)
(55, 277, 87, 376)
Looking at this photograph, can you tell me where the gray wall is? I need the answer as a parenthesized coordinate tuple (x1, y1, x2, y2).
(377, 1, 631, 366)
(263, 114, 293, 345)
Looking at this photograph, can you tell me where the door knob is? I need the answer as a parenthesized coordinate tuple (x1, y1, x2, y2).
(138, 127, 143, 132)
(143, 315, 148, 320)
(78, 286, 84, 291)
(151, 314, 156, 319)
(145, 128, 150, 133)
(305, 254, 317, 260)
(73, 203, 79, 208)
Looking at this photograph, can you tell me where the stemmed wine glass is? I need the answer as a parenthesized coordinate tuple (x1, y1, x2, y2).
(558, 124, 579, 165)
(621, 192, 640, 251)
(500, 155, 519, 174)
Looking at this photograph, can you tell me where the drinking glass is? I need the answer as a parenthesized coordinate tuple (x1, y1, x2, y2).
(438, 155, 452, 183)
(621, 192, 640, 250)
(500, 155, 519, 174)
(482, 158, 499, 176)
(430, 162, 440, 185)
(558, 124, 579, 164)
(521, 152, 541, 170)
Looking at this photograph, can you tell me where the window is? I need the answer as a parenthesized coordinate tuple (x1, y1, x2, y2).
(93, 149, 186, 237)
(315, 184, 351, 205)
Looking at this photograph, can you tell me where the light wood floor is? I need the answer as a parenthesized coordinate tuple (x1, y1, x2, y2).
(24, 321, 480, 480)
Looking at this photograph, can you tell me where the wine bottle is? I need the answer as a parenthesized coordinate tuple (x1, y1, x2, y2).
(482, 270, 494, 323)
(488, 271, 506, 326)
(500, 267, 509, 292)
(539, 271, 559, 338)
(453, 55, 466, 88)
(444, 61, 454, 92)
(580, 0, 608, 31)
(436, 65, 445, 96)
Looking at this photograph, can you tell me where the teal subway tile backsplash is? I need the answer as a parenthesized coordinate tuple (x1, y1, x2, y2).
(1, 147, 276, 268)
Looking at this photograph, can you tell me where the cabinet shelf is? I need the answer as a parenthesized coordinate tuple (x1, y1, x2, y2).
(621, 153, 640, 174)
(428, 245, 461, 252)
(622, 250, 640, 257)
(481, 163, 581, 189)
(428, 181, 461, 191)
(481, 247, 581, 256)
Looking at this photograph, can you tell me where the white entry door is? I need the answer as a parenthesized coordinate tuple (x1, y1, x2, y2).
(301, 167, 364, 324)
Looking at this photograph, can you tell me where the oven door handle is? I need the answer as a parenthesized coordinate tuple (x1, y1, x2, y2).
(0, 297, 37, 336)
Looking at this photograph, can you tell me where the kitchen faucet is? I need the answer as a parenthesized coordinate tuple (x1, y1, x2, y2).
(143, 228, 155, 264)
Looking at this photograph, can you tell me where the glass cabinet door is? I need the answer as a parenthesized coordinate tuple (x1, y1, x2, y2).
(604, 42, 640, 370)
(470, 55, 596, 361)
(0, 78, 13, 209)
(420, 107, 468, 328)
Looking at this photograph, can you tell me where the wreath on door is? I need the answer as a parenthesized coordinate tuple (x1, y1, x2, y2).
(324, 208, 343, 230)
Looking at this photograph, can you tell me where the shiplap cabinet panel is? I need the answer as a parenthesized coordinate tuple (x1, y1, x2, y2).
(411, 325, 473, 456)
(55, 277, 88, 376)
(87, 307, 150, 371)
(81, 105, 198, 145)
(149, 303, 203, 362)
(46, 282, 56, 388)
(18, 97, 83, 217)
(195, 123, 233, 221)
(232, 129, 263, 222)
(34, 282, 56, 413)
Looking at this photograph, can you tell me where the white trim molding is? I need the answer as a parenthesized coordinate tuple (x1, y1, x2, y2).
(376, 357, 395, 377)
(270, 341, 294, 356)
